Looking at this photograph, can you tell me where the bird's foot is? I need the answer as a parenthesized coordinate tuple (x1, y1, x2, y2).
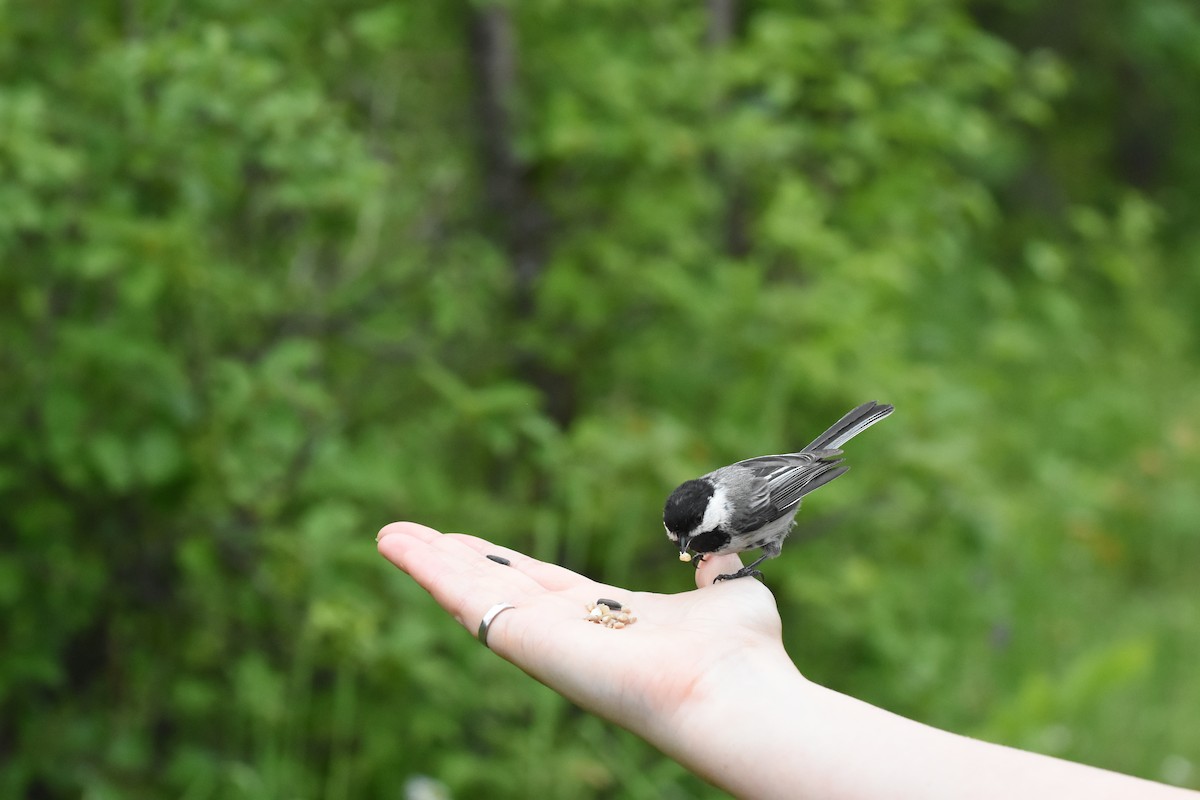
(713, 567, 764, 583)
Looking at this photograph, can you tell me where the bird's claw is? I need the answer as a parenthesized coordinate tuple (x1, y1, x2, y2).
(713, 568, 764, 583)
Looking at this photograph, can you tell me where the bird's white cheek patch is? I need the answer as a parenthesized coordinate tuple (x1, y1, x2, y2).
(696, 483, 730, 535)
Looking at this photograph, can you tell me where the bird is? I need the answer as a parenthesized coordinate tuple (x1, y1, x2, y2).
(663, 401, 894, 582)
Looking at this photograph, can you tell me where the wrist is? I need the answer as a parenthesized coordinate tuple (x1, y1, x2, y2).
(648, 642, 817, 796)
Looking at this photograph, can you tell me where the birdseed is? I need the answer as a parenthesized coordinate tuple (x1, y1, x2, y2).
(584, 601, 637, 629)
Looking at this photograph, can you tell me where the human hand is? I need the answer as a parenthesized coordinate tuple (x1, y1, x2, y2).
(378, 522, 1199, 800)
(375, 521, 801, 744)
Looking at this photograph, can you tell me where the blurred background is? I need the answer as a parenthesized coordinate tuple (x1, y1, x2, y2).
(3, 0, 1199, 797)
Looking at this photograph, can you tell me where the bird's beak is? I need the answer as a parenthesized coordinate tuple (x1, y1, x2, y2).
(677, 536, 696, 563)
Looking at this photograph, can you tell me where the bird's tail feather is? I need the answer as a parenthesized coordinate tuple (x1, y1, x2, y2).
(797, 463, 850, 499)
(804, 401, 894, 451)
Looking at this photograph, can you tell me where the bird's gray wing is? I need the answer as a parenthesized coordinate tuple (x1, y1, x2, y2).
(731, 450, 846, 530)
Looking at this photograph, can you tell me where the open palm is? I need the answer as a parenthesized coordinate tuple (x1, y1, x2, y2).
(376, 521, 793, 736)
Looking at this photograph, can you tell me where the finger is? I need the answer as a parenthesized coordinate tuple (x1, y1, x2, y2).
(378, 522, 593, 594)
(444, 533, 593, 593)
(377, 522, 546, 629)
(376, 520, 440, 544)
(378, 523, 611, 666)
(694, 552, 744, 588)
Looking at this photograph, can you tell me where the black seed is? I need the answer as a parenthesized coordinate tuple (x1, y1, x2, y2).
(486, 554, 511, 566)
(595, 598, 622, 610)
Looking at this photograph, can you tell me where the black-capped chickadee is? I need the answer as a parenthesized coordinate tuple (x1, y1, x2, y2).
(663, 401, 894, 582)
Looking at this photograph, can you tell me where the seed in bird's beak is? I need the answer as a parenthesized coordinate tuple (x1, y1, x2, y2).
(679, 552, 693, 563)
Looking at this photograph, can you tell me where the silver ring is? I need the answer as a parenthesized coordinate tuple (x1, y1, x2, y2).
(477, 603, 516, 648)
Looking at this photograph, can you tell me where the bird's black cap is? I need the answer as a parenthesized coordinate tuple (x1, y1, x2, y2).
(663, 478, 714, 535)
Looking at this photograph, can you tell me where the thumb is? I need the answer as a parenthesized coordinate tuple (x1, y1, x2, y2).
(694, 552, 744, 588)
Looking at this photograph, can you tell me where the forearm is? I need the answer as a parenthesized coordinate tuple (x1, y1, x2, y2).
(660, 651, 1192, 800)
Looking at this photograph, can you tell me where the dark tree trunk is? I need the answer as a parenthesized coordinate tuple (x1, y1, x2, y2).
(467, 5, 574, 427)
(706, 0, 750, 259)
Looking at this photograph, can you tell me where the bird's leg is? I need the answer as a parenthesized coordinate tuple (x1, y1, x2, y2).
(713, 551, 770, 583)
(692, 553, 706, 569)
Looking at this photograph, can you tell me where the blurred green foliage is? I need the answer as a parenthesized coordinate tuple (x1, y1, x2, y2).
(2, 0, 1199, 797)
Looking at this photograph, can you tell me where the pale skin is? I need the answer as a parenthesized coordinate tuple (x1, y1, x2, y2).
(377, 521, 1197, 800)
